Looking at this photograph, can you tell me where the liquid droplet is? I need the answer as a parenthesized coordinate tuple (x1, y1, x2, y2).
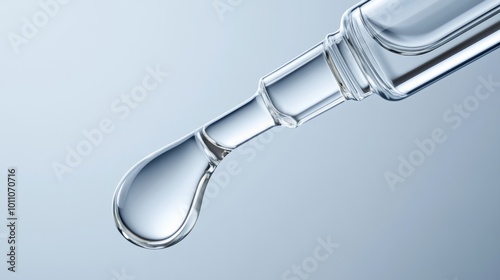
(113, 95, 277, 249)
(113, 132, 225, 249)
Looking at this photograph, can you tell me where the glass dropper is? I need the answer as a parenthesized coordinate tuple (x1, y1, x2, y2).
(113, 0, 500, 249)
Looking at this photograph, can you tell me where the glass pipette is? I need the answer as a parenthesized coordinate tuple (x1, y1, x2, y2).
(113, 0, 500, 249)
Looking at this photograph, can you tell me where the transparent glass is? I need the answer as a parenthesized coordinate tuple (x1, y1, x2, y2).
(113, 0, 500, 249)
(361, 0, 499, 55)
(336, 0, 500, 100)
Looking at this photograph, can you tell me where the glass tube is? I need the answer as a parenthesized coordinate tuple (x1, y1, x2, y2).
(113, 0, 500, 249)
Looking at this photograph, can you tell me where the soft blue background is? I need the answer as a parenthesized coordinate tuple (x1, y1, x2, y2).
(0, 0, 499, 279)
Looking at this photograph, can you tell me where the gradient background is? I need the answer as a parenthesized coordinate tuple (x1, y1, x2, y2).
(1, 0, 499, 279)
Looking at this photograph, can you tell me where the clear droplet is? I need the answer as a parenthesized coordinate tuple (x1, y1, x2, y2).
(113, 95, 276, 249)
(113, 132, 223, 249)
